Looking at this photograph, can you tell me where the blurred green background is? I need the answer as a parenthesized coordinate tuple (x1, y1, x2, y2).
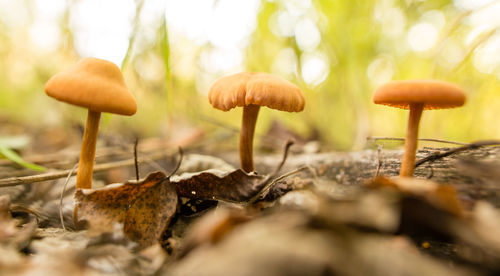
(1, 0, 500, 152)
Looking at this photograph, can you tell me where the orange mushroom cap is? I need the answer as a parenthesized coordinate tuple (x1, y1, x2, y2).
(208, 72, 305, 112)
(373, 80, 466, 110)
(45, 58, 137, 116)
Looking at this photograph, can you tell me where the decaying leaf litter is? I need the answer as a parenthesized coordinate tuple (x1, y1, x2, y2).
(1, 64, 499, 275)
(2, 123, 500, 275)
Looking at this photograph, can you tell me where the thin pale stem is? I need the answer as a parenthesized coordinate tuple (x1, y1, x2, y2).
(240, 104, 260, 173)
(76, 110, 101, 189)
(400, 103, 424, 177)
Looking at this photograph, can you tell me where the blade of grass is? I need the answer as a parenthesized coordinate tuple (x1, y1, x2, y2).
(160, 15, 173, 122)
(0, 146, 46, 171)
(101, 0, 144, 127)
(121, 0, 145, 71)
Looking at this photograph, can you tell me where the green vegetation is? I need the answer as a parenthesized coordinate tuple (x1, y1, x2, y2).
(1, 0, 500, 153)
(0, 136, 46, 171)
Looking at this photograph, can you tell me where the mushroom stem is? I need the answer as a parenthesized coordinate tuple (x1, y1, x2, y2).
(76, 110, 101, 189)
(240, 104, 260, 172)
(400, 103, 424, 177)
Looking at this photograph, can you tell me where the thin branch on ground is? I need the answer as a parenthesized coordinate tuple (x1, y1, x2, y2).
(376, 144, 382, 177)
(248, 165, 310, 205)
(0, 137, 184, 167)
(269, 140, 294, 178)
(167, 147, 183, 179)
(415, 139, 500, 168)
(0, 150, 176, 188)
(367, 136, 468, 146)
(134, 138, 139, 181)
(248, 140, 296, 204)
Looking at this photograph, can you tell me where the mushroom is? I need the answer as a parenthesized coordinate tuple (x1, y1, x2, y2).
(45, 57, 137, 189)
(208, 72, 305, 173)
(373, 80, 466, 177)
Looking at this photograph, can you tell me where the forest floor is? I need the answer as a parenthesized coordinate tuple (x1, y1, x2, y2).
(1, 121, 500, 276)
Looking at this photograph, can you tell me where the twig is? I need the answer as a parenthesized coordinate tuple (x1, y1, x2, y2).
(0, 136, 180, 167)
(415, 140, 500, 168)
(269, 140, 294, 177)
(249, 165, 310, 204)
(248, 140, 295, 204)
(167, 147, 183, 178)
(426, 163, 434, 179)
(134, 138, 139, 181)
(59, 163, 78, 230)
(367, 136, 468, 146)
(375, 144, 382, 177)
(0, 150, 176, 188)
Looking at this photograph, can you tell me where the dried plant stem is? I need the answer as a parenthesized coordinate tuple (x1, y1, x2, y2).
(367, 136, 468, 146)
(0, 136, 193, 167)
(270, 140, 294, 177)
(248, 140, 296, 204)
(415, 139, 500, 168)
(134, 138, 139, 181)
(167, 147, 183, 178)
(248, 165, 310, 204)
(0, 151, 175, 188)
(375, 145, 382, 177)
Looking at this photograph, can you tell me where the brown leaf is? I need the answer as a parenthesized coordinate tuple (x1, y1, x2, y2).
(164, 211, 473, 276)
(0, 195, 37, 248)
(74, 171, 178, 249)
(178, 207, 251, 258)
(171, 169, 266, 202)
(368, 176, 464, 216)
(178, 154, 235, 173)
(0, 195, 18, 242)
(170, 140, 294, 203)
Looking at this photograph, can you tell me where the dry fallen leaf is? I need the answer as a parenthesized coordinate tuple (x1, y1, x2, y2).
(0, 195, 37, 250)
(170, 140, 294, 203)
(178, 207, 251, 258)
(74, 171, 178, 249)
(177, 154, 235, 173)
(164, 211, 474, 276)
(171, 169, 266, 202)
(368, 176, 464, 216)
(0, 195, 18, 243)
